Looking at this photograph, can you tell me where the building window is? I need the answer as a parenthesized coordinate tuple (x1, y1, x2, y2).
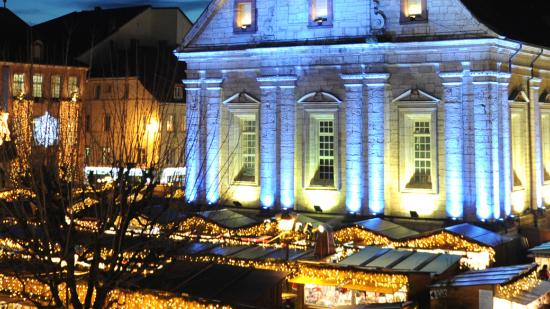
(12, 73, 24, 96)
(94, 85, 101, 99)
(101, 147, 111, 165)
(104, 114, 111, 131)
(173, 86, 183, 100)
(401, 0, 428, 23)
(399, 110, 437, 192)
(138, 148, 147, 165)
(237, 118, 257, 182)
(51, 75, 61, 99)
(511, 108, 528, 189)
(309, 0, 333, 27)
(33, 41, 43, 62)
(318, 120, 335, 182)
(308, 115, 337, 187)
(32, 74, 43, 98)
(166, 114, 174, 132)
(68, 76, 79, 96)
(224, 92, 260, 185)
(234, 0, 256, 33)
(542, 111, 550, 182)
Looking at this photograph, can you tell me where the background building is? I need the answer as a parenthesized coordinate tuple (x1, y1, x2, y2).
(177, 0, 550, 221)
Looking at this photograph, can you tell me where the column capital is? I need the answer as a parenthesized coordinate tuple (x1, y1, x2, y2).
(340, 73, 390, 86)
(529, 77, 542, 89)
(182, 79, 202, 90)
(257, 75, 297, 88)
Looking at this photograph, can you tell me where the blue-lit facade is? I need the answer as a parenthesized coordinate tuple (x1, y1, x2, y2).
(176, 0, 550, 220)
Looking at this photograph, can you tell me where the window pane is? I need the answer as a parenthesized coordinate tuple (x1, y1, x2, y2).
(51, 75, 61, 99)
(12, 73, 24, 96)
(319, 120, 334, 181)
(407, 0, 422, 15)
(32, 74, 43, 98)
(240, 119, 256, 180)
(314, 0, 329, 19)
(68, 76, 78, 95)
(411, 121, 431, 186)
(237, 2, 252, 28)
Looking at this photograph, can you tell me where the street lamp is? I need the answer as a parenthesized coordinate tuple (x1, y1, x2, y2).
(277, 212, 296, 261)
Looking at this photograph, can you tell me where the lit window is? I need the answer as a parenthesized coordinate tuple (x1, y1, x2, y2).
(511, 109, 527, 189)
(401, 0, 427, 23)
(12, 73, 24, 96)
(399, 111, 437, 192)
(309, 117, 336, 187)
(309, 0, 333, 27)
(68, 76, 78, 96)
(101, 147, 111, 165)
(166, 114, 174, 132)
(51, 75, 61, 99)
(234, 0, 256, 33)
(542, 112, 550, 182)
(236, 118, 256, 182)
(32, 74, 43, 98)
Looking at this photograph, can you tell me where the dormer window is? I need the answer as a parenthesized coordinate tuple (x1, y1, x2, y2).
(401, 0, 428, 23)
(309, 0, 333, 27)
(234, 0, 256, 33)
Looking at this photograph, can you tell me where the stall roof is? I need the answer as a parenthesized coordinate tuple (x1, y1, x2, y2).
(443, 223, 513, 247)
(197, 209, 258, 229)
(503, 280, 550, 305)
(431, 264, 536, 288)
(339, 247, 460, 275)
(528, 242, 550, 256)
(339, 218, 419, 241)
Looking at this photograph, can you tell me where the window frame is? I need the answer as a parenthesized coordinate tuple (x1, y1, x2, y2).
(542, 107, 550, 184)
(233, 0, 257, 33)
(51, 75, 61, 99)
(224, 93, 260, 186)
(400, 0, 428, 24)
(398, 106, 438, 194)
(309, 0, 333, 27)
(32, 73, 43, 99)
(510, 103, 528, 190)
(68, 76, 79, 97)
(12, 73, 25, 97)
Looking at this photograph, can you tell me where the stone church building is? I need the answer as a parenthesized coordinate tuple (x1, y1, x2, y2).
(176, 0, 550, 220)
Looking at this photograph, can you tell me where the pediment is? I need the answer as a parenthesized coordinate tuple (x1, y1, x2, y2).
(509, 89, 529, 103)
(392, 89, 439, 103)
(298, 91, 341, 104)
(223, 92, 260, 104)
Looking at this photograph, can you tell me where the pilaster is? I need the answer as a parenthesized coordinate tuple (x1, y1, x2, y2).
(278, 77, 298, 209)
(529, 77, 543, 209)
(204, 78, 224, 204)
(182, 79, 203, 203)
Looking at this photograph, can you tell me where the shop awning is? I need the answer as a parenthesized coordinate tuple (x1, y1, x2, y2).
(444, 223, 512, 247)
(529, 242, 550, 256)
(431, 264, 537, 288)
(500, 280, 550, 305)
(197, 209, 258, 229)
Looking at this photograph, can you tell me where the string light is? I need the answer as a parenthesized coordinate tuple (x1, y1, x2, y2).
(10, 98, 33, 183)
(58, 100, 81, 181)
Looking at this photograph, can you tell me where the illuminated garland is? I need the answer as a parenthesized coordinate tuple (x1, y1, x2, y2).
(58, 100, 80, 181)
(178, 255, 296, 274)
(10, 98, 33, 183)
(398, 232, 495, 263)
(177, 216, 278, 238)
(0, 188, 35, 202)
(0, 273, 232, 308)
(292, 264, 408, 292)
(68, 197, 98, 214)
(497, 269, 540, 299)
(333, 227, 393, 246)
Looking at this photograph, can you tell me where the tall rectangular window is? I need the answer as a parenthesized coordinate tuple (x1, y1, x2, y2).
(68, 76, 78, 95)
(399, 110, 437, 193)
(511, 109, 527, 188)
(101, 147, 111, 165)
(173, 86, 183, 100)
(239, 118, 256, 182)
(51, 75, 61, 99)
(318, 120, 334, 181)
(234, 0, 256, 33)
(411, 121, 431, 186)
(104, 114, 111, 131)
(542, 112, 550, 182)
(32, 74, 43, 98)
(12, 73, 24, 96)
(138, 148, 147, 165)
(309, 0, 333, 26)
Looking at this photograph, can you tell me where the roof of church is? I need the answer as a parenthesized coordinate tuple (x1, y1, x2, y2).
(0, 7, 31, 62)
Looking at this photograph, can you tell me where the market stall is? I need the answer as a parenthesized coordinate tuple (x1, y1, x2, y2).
(430, 264, 550, 309)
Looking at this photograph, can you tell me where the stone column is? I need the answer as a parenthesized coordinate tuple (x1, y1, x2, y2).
(278, 78, 297, 209)
(365, 73, 391, 215)
(341, 74, 365, 213)
(257, 77, 279, 208)
(182, 79, 203, 203)
(499, 75, 512, 216)
(204, 78, 224, 205)
(440, 72, 465, 218)
(529, 78, 544, 209)
(472, 72, 500, 220)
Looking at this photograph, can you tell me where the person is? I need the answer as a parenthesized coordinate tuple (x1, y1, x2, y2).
(539, 265, 549, 280)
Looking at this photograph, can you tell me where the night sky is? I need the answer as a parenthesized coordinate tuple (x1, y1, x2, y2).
(9, 0, 210, 25)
